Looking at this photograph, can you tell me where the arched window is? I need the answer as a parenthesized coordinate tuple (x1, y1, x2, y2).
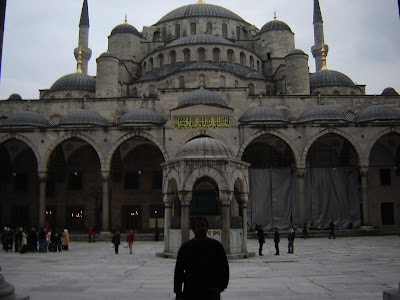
(250, 56, 254, 69)
(158, 54, 164, 67)
(227, 49, 234, 63)
(169, 51, 176, 64)
(206, 22, 212, 35)
(190, 23, 196, 35)
(213, 48, 221, 62)
(248, 83, 255, 96)
(240, 52, 246, 66)
(162, 27, 167, 40)
(199, 74, 206, 88)
(149, 57, 154, 71)
(183, 49, 191, 63)
(198, 48, 206, 62)
(179, 76, 185, 88)
(219, 75, 226, 88)
(222, 23, 228, 38)
(236, 26, 241, 40)
(153, 31, 160, 42)
(175, 24, 181, 38)
(149, 85, 157, 97)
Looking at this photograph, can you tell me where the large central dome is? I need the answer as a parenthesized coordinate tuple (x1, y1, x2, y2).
(156, 3, 244, 24)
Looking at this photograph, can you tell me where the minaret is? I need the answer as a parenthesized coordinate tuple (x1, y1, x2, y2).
(311, 0, 329, 72)
(74, 0, 92, 74)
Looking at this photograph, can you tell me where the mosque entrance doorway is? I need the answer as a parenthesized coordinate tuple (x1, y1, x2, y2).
(191, 181, 219, 216)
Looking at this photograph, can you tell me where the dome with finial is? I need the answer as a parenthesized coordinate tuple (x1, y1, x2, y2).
(176, 136, 234, 159)
(239, 106, 288, 123)
(59, 109, 108, 126)
(297, 105, 347, 123)
(381, 87, 398, 96)
(261, 13, 292, 33)
(8, 93, 23, 101)
(2, 111, 50, 127)
(49, 73, 96, 92)
(354, 105, 400, 123)
(110, 15, 141, 37)
(177, 88, 229, 109)
(118, 108, 166, 125)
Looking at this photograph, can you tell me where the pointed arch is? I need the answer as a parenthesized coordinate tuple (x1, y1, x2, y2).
(364, 128, 400, 167)
(163, 167, 181, 194)
(301, 128, 363, 168)
(183, 166, 228, 193)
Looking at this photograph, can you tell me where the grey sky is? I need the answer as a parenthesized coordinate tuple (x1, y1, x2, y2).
(0, 0, 399, 99)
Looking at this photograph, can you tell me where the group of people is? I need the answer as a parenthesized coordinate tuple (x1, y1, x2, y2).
(111, 229, 135, 254)
(1, 226, 70, 254)
(256, 224, 296, 256)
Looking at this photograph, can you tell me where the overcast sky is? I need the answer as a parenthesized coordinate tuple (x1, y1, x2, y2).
(0, 0, 399, 99)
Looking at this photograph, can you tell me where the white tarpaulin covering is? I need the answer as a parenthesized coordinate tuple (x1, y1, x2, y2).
(248, 168, 361, 230)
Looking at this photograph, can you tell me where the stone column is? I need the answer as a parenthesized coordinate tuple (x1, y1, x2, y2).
(163, 194, 173, 253)
(38, 171, 47, 227)
(101, 171, 110, 232)
(241, 194, 248, 253)
(360, 167, 370, 226)
(297, 168, 306, 226)
(220, 192, 231, 254)
(180, 192, 191, 244)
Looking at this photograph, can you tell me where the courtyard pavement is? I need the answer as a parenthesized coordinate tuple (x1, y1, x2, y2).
(1, 235, 399, 300)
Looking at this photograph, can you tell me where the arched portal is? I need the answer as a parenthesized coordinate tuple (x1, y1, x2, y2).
(191, 178, 219, 216)
(0, 139, 38, 227)
(368, 132, 400, 226)
(242, 134, 296, 230)
(305, 133, 361, 230)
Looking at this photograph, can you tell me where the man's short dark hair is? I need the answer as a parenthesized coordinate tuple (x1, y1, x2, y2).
(191, 216, 209, 229)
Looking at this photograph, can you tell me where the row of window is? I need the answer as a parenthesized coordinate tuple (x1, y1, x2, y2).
(154, 22, 245, 42)
(143, 48, 261, 73)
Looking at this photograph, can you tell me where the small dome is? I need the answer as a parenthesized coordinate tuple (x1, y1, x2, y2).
(8, 93, 22, 101)
(177, 89, 228, 109)
(50, 73, 96, 92)
(157, 3, 244, 24)
(177, 137, 234, 159)
(260, 20, 292, 33)
(239, 106, 288, 123)
(59, 109, 108, 126)
(167, 34, 234, 47)
(119, 108, 166, 125)
(381, 87, 398, 96)
(2, 111, 50, 127)
(354, 105, 400, 123)
(98, 51, 118, 59)
(310, 70, 355, 88)
(110, 23, 141, 37)
(297, 105, 347, 123)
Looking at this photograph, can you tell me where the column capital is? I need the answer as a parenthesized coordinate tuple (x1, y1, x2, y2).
(359, 167, 369, 177)
(38, 171, 47, 182)
(163, 194, 174, 207)
(178, 191, 192, 205)
(101, 171, 110, 181)
(296, 168, 306, 178)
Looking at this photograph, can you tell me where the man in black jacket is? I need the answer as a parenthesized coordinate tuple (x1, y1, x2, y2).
(174, 217, 229, 300)
(273, 227, 280, 255)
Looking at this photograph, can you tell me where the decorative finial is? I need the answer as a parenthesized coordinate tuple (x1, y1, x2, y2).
(76, 45, 83, 74)
(274, 11, 277, 20)
(196, 0, 206, 4)
(124, 14, 127, 23)
(321, 43, 328, 70)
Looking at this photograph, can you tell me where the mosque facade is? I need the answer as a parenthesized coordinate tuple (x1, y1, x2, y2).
(0, 0, 399, 255)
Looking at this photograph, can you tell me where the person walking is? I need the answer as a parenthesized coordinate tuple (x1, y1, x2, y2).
(329, 220, 336, 239)
(38, 227, 47, 253)
(302, 222, 308, 239)
(174, 217, 229, 300)
(257, 225, 265, 256)
(288, 225, 295, 253)
(112, 231, 121, 254)
(88, 225, 94, 243)
(126, 230, 135, 254)
(273, 227, 280, 255)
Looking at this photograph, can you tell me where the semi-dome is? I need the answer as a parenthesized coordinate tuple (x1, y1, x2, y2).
(354, 105, 400, 123)
(59, 109, 108, 126)
(167, 34, 234, 47)
(381, 87, 398, 96)
(119, 108, 166, 125)
(177, 88, 228, 109)
(8, 93, 22, 101)
(310, 70, 355, 88)
(176, 136, 234, 159)
(297, 105, 347, 123)
(286, 49, 307, 57)
(260, 20, 292, 33)
(110, 23, 141, 37)
(239, 106, 288, 123)
(156, 3, 244, 24)
(2, 111, 50, 127)
(49, 73, 96, 92)
(98, 51, 118, 59)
